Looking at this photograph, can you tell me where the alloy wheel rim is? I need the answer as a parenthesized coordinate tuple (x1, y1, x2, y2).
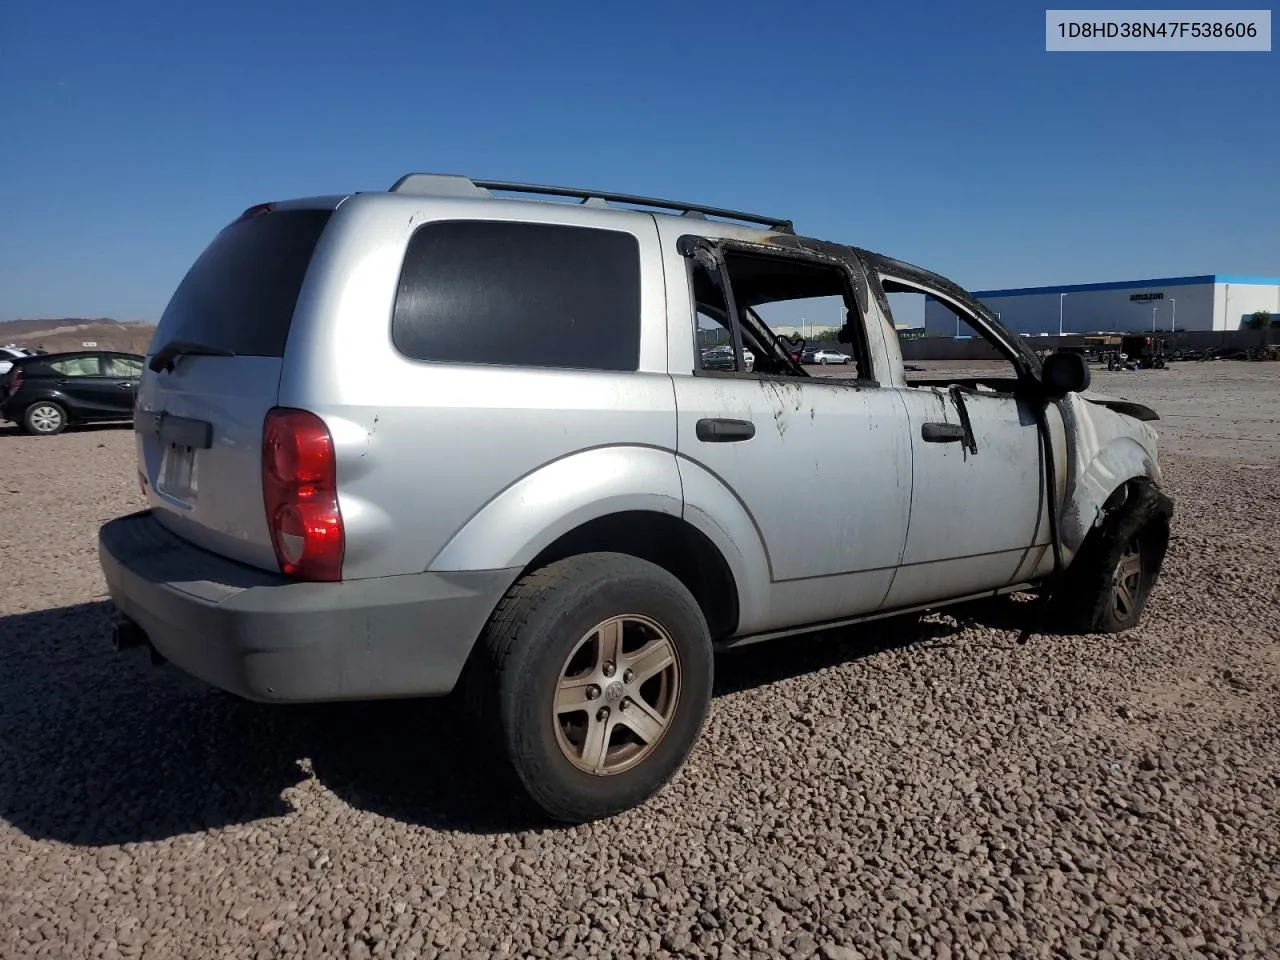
(1111, 537, 1143, 620)
(552, 615, 681, 776)
(30, 405, 62, 432)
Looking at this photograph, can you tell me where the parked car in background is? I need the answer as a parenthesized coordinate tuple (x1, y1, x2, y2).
(811, 349, 851, 365)
(0, 350, 144, 435)
(0, 345, 34, 377)
(700, 345, 755, 372)
(700, 345, 735, 371)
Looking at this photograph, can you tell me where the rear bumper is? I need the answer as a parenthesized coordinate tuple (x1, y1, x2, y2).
(98, 510, 519, 703)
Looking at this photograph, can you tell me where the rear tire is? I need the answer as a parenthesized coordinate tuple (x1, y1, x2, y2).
(23, 401, 67, 436)
(472, 552, 713, 824)
(1053, 483, 1173, 633)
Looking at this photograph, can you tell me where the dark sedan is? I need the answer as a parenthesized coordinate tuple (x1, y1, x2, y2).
(0, 350, 144, 435)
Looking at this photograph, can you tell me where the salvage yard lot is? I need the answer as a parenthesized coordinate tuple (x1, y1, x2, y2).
(1, 363, 1278, 959)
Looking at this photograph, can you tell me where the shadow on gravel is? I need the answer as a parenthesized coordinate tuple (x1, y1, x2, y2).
(0, 602, 541, 844)
(712, 591, 1050, 697)
(0, 596, 1030, 845)
(713, 613, 964, 696)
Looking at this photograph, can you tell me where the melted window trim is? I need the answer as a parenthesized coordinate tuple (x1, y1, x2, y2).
(679, 234, 879, 383)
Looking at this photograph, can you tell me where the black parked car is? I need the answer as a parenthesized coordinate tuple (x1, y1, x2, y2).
(0, 350, 144, 435)
(699, 345, 736, 371)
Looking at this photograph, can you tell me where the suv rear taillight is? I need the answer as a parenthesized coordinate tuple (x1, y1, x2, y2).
(262, 408, 344, 581)
(9, 368, 22, 393)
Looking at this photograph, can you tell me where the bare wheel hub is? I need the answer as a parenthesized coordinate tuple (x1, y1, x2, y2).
(553, 615, 681, 776)
(1111, 536, 1144, 620)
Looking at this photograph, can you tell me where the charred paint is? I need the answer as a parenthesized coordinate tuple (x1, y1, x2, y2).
(1054, 391, 1162, 558)
(758, 378, 808, 438)
(693, 223, 1168, 603)
(1083, 396, 1161, 422)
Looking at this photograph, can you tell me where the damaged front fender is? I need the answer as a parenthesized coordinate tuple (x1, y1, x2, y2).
(1058, 394, 1163, 556)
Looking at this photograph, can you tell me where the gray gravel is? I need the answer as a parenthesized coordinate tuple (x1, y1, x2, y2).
(2, 363, 1279, 959)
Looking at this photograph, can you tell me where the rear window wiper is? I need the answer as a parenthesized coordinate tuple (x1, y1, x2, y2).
(149, 339, 236, 373)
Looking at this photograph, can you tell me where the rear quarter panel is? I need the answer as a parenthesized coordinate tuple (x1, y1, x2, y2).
(278, 194, 678, 580)
(136, 356, 287, 568)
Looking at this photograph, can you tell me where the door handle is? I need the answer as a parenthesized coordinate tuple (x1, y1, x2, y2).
(116, 381, 134, 388)
(696, 418, 756, 443)
(921, 422, 967, 443)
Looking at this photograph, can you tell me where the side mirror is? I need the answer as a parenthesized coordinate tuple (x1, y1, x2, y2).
(1041, 351, 1091, 396)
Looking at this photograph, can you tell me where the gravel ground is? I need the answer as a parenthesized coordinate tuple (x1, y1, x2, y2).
(2, 363, 1278, 959)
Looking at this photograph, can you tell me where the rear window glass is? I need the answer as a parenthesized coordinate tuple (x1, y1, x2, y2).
(152, 209, 333, 358)
(391, 220, 641, 371)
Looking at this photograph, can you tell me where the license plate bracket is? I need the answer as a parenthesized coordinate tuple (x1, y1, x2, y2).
(158, 443, 198, 504)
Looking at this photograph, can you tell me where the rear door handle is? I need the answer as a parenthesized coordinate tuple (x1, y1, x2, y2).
(696, 418, 756, 443)
(921, 422, 967, 443)
(116, 381, 134, 388)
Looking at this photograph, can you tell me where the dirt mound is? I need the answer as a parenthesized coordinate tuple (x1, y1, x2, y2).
(0, 319, 156, 356)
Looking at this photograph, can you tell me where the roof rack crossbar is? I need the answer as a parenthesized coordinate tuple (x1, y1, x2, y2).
(389, 173, 794, 233)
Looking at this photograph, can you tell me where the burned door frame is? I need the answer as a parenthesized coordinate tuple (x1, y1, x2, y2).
(859, 265, 1061, 608)
(660, 222, 916, 633)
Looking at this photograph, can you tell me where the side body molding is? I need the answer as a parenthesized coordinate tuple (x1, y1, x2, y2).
(427, 446, 686, 572)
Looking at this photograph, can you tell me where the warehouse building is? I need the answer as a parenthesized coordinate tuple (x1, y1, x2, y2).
(923, 274, 1280, 337)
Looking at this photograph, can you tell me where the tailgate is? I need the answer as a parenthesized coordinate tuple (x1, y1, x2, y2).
(137, 205, 335, 571)
(138, 356, 285, 569)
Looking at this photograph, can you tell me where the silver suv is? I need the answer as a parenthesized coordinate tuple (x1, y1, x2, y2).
(98, 174, 1174, 823)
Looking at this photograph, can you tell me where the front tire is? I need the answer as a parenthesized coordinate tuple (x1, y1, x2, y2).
(23, 401, 67, 435)
(1053, 483, 1173, 633)
(474, 552, 713, 823)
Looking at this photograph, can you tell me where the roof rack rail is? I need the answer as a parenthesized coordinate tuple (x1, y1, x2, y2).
(388, 173, 795, 234)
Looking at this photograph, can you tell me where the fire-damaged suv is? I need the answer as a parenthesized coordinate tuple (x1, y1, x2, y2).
(98, 175, 1173, 823)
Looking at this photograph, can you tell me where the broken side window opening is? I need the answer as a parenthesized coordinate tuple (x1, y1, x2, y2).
(720, 249, 873, 381)
(689, 253, 746, 374)
(878, 277, 1024, 392)
(682, 235, 878, 382)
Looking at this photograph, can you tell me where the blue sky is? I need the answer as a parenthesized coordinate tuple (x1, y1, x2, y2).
(0, 0, 1275, 323)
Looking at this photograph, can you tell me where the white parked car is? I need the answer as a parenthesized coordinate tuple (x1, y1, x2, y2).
(812, 349, 851, 365)
(0, 345, 33, 377)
